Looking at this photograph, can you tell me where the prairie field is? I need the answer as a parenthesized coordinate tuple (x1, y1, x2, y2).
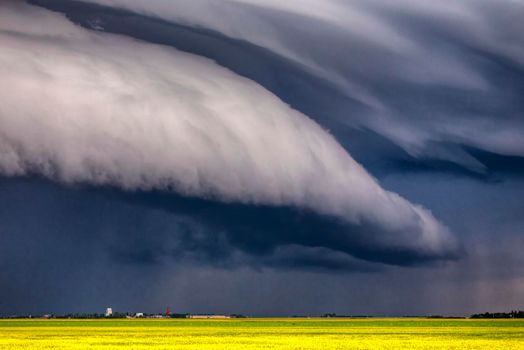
(0, 318, 523, 349)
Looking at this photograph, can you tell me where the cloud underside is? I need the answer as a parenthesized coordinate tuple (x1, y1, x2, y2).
(76, 0, 524, 173)
(0, 1, 459, 270)
(0, 178, 458, 273)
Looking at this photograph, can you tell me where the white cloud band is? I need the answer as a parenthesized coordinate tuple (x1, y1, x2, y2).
(0, 1, 457, 257)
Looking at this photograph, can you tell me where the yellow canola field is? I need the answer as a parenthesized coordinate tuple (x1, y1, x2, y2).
(1, 318, 523, 349)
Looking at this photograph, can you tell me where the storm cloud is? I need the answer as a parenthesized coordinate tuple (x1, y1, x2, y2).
(0, 0, 459, 271)
(1, 0, 523, 317)
(76, 0, 524, 172)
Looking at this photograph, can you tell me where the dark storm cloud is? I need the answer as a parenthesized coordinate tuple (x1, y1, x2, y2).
(106, 186, 461, 267)
(0, 175, 522, 316)
(0, 176, 382, 315)
(2, 176, 451, 271)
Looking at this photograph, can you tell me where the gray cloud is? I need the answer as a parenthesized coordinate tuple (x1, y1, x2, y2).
(0, 1, 458, 265)
(80, 0, 524, 171)
(1, 0, 524, 317)
(0, 172, 521, 316)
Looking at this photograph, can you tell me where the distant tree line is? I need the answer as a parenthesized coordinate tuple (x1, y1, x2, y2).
(3, 310, 523, 319)
(470, 311, 524, 319)
(56, 312, 189, 319)
(58, 313, 129, 319)
(321, 314, 371, 318)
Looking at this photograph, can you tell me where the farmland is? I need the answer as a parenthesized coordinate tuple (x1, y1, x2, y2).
(1, 318, 523, 349)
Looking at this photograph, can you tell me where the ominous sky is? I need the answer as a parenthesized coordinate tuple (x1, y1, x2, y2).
(0, 0, 523, 316)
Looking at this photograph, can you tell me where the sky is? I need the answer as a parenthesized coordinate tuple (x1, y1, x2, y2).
(0, 0, 523, 317)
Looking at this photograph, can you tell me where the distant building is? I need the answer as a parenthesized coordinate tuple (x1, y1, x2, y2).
(188, 315, 230, 319)
(105, 308, 113, 317)
(135, 313, 144, 318)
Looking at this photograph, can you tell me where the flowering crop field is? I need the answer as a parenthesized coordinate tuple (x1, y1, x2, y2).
(1, 318, 523, 349)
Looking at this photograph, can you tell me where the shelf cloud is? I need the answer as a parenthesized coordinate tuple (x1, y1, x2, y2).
(78, 0, 524, 172)
(0, 1, 459, 268)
